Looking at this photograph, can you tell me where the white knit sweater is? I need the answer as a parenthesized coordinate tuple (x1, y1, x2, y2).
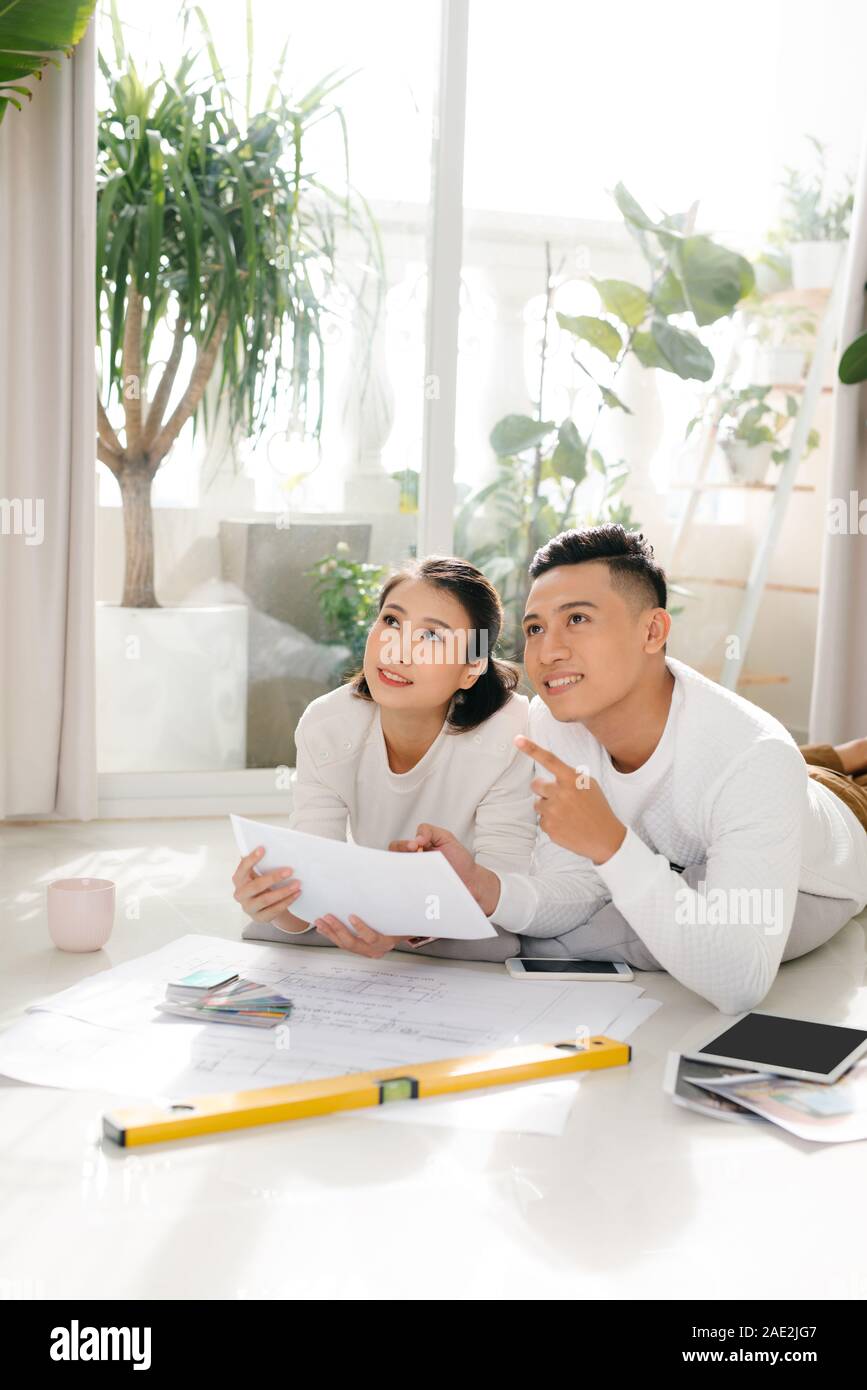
(493, 658, 867, 1013)
(289, 683, 537, 875)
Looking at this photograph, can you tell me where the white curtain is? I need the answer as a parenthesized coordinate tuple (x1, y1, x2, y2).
(0, 22, 97, 818)
(809, 119, 867, 744)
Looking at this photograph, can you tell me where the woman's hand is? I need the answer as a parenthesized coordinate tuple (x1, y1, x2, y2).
(232, 846, 304, 926)
(314, 914, 412, 959)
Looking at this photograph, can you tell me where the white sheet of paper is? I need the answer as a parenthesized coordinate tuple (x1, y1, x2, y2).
(231, 814, 496, 940)
(602, 995, 662, 1042)
(1, 936, 644, 1129)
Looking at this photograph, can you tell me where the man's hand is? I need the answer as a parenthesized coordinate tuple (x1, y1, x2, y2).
(514, 735, 626, 864)
(389, 825, 501, 917)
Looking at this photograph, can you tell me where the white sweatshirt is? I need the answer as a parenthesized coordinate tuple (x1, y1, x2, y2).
(492, 658, 867, 1014)
(288, 682, 537, 882)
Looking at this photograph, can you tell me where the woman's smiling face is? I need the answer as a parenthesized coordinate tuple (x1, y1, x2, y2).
(362, 578, 486, 714)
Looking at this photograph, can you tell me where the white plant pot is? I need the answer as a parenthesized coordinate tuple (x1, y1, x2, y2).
(720, 438, 775, 486)
(752, 257, 790, 296)
(752, 344, 807, 386)
(96, 603, 248, 772)
(790, 240, 844, 290)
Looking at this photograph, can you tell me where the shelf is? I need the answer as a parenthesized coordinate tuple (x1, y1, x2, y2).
(700, 669, 790, 686)
(676, 576, 819, 595)
(757, 288, 832, 312)
(758, 383, 834, 394)
(671, 481, 816, 493)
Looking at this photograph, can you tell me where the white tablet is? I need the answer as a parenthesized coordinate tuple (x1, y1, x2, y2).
(681, 1011, 867, 1085)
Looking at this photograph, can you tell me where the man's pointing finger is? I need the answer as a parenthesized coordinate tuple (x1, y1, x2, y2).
(514, 735, 572, 782)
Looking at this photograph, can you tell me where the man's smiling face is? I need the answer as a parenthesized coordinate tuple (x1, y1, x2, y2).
(522, 560, 667, 722)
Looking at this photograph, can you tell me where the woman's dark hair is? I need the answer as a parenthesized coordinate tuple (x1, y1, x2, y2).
(351, 555, 518, 732)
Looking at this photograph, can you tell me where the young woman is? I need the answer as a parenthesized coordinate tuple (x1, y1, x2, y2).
(231, 557, 536, 960)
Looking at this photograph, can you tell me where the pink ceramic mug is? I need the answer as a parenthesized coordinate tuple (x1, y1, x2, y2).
(46, 878, 116, 952)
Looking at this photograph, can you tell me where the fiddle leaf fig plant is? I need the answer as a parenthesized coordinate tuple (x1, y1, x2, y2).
(0, 0, 97, 123)
(456, 183, 754, 649)
(839, 331, 867, 385)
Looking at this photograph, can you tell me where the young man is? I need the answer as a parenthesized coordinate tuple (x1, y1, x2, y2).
(408, 525, 867, 1013)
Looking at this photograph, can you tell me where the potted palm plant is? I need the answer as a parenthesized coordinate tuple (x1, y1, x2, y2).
(95, 6, 378, 771)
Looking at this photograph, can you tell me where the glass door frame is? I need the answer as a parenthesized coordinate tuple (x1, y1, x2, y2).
(97, 0, 470, 816)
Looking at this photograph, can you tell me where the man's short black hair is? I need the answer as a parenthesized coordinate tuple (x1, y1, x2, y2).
(529, 524, 667, 611)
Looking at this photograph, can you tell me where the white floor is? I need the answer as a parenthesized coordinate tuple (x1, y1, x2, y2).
(1, 815, 867, 1300)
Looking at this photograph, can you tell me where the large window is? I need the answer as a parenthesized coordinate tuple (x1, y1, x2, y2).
(96, 0, 439, 780)
(95, 0, 867, 803)
(454, 0, 864, 733)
